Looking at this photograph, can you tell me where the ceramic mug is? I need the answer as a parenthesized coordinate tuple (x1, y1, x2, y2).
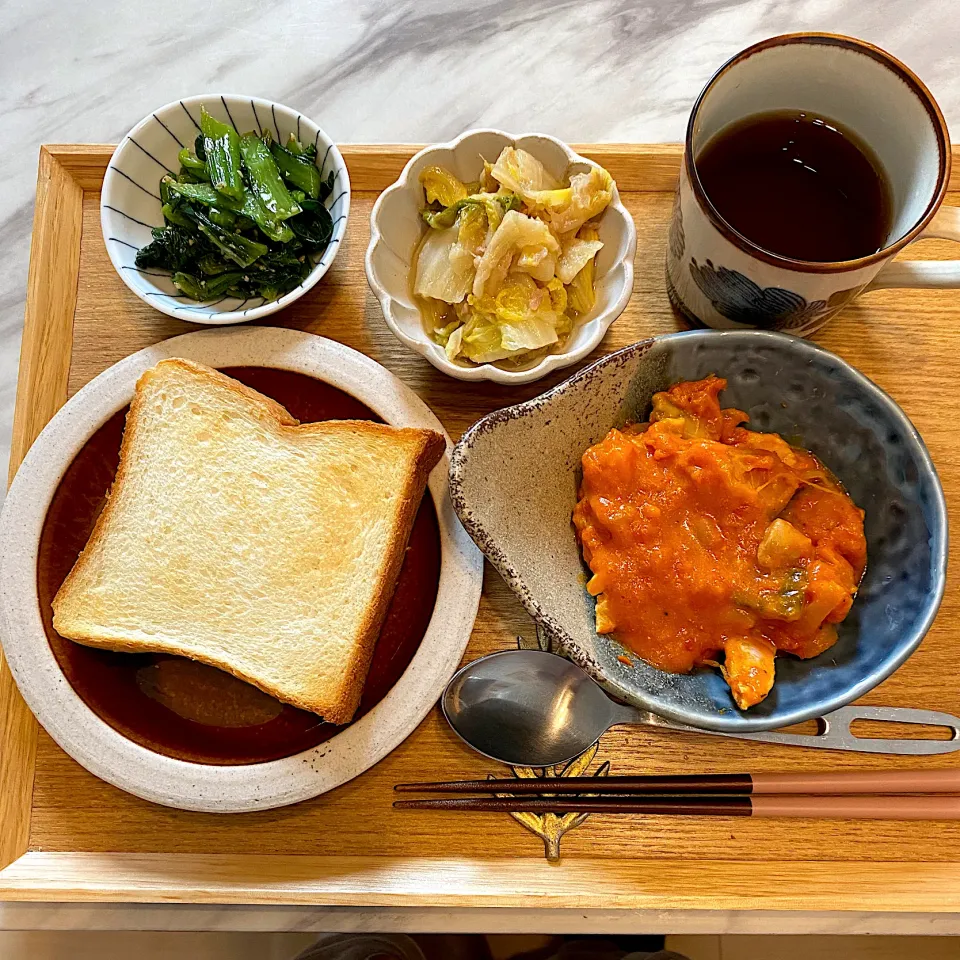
(666, 33, 960, 336)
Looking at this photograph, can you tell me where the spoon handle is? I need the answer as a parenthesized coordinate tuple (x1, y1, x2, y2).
(624, 704, 960, 755)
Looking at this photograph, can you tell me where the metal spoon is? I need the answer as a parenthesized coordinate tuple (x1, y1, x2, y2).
(441, 649, 960, 767)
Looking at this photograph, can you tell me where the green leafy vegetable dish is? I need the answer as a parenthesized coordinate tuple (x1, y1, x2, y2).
(414, 146, 615, 368)
(135, 106, 335, 302)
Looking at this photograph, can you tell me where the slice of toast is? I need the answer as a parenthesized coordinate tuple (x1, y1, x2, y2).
(52, 358, 445, 725)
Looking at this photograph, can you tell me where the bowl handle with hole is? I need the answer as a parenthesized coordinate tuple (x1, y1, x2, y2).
(868, 206, 960, 290)
(637, 705, 960, 755)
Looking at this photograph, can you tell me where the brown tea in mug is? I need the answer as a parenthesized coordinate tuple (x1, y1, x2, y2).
(695, 110, 893, 262)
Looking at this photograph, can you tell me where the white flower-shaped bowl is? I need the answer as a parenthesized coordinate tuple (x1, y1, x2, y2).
(101, 94, 350, 325)
(365, 129, 637, 385)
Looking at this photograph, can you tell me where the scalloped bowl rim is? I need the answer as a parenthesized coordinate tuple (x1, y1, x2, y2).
(365, 128, 637, 385)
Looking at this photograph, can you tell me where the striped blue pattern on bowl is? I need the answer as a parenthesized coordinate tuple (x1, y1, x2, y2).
(101, 94, 350, 325)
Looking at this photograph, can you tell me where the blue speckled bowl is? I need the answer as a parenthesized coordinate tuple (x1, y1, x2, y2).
(449, 330, 948, 732)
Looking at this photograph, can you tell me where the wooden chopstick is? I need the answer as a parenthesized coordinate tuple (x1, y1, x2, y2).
(395, 768, 960, 796)
(393, 795, 960, 819)
(395, 774, 753, 795)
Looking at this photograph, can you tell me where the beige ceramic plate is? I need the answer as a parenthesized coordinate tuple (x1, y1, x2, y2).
(0, 327, 483, 812)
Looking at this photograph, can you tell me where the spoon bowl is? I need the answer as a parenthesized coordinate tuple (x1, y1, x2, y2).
(441, 649, 960, 765)
(442, 649, 627, 767)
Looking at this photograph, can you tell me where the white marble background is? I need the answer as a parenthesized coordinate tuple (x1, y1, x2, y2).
(0, 4, 959, 939)
(1, 0, 959, 478)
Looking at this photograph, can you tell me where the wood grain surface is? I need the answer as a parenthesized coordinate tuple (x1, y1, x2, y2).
(0, 145, 86, 870)
(4, 145, 960, 905)
(4, 852, 960, 911)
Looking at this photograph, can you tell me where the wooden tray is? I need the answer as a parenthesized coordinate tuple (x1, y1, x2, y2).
(3, 143, 960, 916)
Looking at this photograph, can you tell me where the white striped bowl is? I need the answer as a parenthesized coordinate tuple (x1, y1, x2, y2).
(101, 94, 350, 325)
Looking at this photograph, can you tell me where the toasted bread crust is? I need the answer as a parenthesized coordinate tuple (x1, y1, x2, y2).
(52, 358, 445, 725)
(142, 358, 301, 426)
(322, 427, 445, 722)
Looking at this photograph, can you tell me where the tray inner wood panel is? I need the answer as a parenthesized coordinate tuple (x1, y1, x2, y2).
(24, 152, 960, 866)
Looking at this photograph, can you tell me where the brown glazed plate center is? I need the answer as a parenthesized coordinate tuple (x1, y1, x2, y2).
(36, 366, 441, 766)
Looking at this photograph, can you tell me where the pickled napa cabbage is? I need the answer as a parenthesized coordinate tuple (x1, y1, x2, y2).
(413, 145, 616, 367)
(490, 147, 562, 198)
(419, 165, 468, 207)
(473, 210, 560, 296)
(414, 225, 473, 303)
(548, 167, 614, 235)
(558, 234, 604, 284)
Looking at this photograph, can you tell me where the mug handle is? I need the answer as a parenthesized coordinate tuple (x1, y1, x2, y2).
(869, 205, 960, 289)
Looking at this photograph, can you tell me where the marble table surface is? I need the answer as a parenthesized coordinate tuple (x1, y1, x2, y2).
(2, 0, 960, 481)
(3, 0, 960, 933)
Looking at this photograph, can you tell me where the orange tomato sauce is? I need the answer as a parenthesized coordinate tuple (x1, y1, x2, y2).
(573, 376, 866, 681)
